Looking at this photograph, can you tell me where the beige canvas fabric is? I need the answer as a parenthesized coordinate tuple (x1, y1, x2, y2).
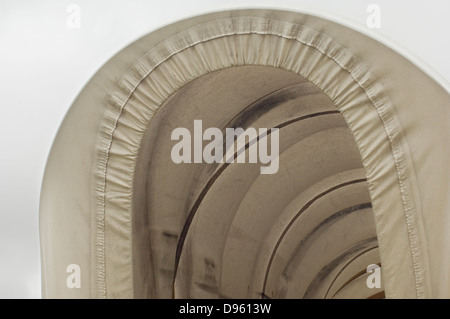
(39, 9, 450, 299)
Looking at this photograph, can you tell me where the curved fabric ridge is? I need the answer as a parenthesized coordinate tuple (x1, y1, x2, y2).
(39, 9, 450, 299)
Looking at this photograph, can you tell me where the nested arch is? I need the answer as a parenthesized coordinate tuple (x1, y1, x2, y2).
(40, 9, 450, 300)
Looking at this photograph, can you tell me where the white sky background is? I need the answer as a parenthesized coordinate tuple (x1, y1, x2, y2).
(0, 0, 448, 299)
